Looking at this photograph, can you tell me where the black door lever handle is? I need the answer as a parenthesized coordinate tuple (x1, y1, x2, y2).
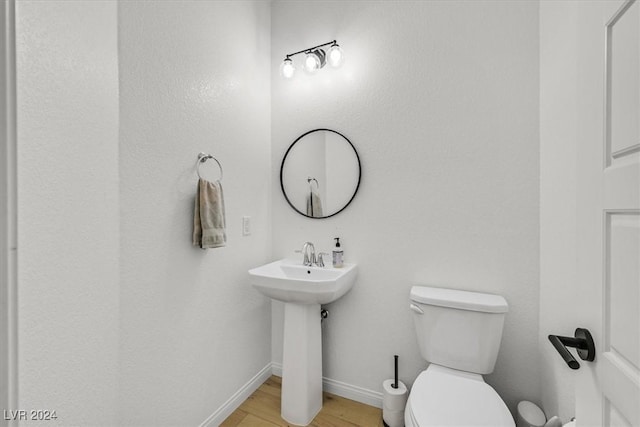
(548, 328, 596, 370)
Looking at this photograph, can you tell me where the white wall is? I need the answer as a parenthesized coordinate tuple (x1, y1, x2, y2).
(11, 0, 549, 423)
(538, 1, 580, 421)
(271, 0, 540, 413)
(15, 1, 120, 425)
(117, 2, 272, 425)
(15, 1, 272, 425)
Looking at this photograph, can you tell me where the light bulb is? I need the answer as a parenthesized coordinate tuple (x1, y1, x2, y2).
(304, 52, 320, 74)
(280, 58, 295, 79)
(328, 43, 344, 68)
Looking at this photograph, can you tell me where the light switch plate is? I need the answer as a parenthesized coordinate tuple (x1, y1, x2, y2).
(242, 216, 251, 236)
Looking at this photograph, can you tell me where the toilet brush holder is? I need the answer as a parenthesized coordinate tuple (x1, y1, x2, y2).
(516, 401, 546, 427)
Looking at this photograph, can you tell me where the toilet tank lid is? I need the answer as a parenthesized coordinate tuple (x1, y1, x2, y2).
(410, 286, 508, 313)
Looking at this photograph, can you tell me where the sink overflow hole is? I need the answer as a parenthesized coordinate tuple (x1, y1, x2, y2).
(307, 270, 311, 274)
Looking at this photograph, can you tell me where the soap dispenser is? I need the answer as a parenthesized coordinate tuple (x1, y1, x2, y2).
(332, 237, 344, 268)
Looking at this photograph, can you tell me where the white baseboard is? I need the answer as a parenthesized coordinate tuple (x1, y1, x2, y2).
(200, 362, 384, 426)
(271, 363, 383, 409)
(271, 361, 283, 377)
(199, 363, 273, 427)
(322, 376, 383, 409)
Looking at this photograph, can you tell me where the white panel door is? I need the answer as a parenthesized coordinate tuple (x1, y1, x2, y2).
(576, 1, 640, 425)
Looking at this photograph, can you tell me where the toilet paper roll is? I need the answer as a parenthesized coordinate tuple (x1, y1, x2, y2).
(382, 409, 404, 427)
(382, 379, 408, 412)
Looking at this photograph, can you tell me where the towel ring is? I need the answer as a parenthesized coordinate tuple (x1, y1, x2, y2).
(197, 152, 223, 181)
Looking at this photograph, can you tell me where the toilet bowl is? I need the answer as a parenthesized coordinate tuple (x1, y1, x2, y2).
(406, 286, 514, 427)
(404, 365, 513, 426)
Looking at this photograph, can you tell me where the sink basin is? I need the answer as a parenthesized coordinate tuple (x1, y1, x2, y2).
(249, 258, 357, 304)
(249, 258, 358, 425)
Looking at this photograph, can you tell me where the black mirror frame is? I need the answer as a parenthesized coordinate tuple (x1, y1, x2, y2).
(280, 128, 361, 219)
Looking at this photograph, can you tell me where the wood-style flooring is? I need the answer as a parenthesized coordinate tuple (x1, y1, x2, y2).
(221, 376, 384, 427)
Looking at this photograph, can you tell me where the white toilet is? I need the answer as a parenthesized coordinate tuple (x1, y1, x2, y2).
(405, 286, 515, 427)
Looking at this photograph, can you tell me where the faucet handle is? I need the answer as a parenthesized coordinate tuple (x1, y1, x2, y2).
(317, 252, 330, 267)
(295, 248, 311, 266)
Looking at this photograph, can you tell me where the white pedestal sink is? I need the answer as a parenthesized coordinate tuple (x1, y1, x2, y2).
(249, 259, 357, 426)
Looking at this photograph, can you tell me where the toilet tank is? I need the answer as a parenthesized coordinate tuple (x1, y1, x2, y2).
(409, 286, 508, 375)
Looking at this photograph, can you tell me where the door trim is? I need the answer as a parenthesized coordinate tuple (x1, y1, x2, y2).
(1, 0, 18, 424)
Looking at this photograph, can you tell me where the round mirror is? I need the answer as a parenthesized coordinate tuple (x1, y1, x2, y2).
(280, 129, 361, 219)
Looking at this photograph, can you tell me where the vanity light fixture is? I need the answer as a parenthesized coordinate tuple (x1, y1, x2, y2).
(280, 58, 295, 79)
(280, 40, 344, 79)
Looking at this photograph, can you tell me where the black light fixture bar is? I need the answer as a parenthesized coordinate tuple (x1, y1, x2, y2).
(285, 40, 337, 59)
(280, 39, 343, 79)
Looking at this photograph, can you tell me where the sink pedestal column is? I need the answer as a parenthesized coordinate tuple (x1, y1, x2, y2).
(281, 302, 322, 426)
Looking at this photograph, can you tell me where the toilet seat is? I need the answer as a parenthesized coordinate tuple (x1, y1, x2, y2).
(406, 364, 514, 427)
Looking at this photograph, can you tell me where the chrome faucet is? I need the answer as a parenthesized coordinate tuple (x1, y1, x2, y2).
(297, 242, 316, 266)
(316, 252, 330, 267)
(302, 242, 316, 266)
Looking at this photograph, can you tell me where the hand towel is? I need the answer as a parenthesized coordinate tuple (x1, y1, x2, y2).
(193, 178, 226, 249)
(306, 188, 323, 217)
